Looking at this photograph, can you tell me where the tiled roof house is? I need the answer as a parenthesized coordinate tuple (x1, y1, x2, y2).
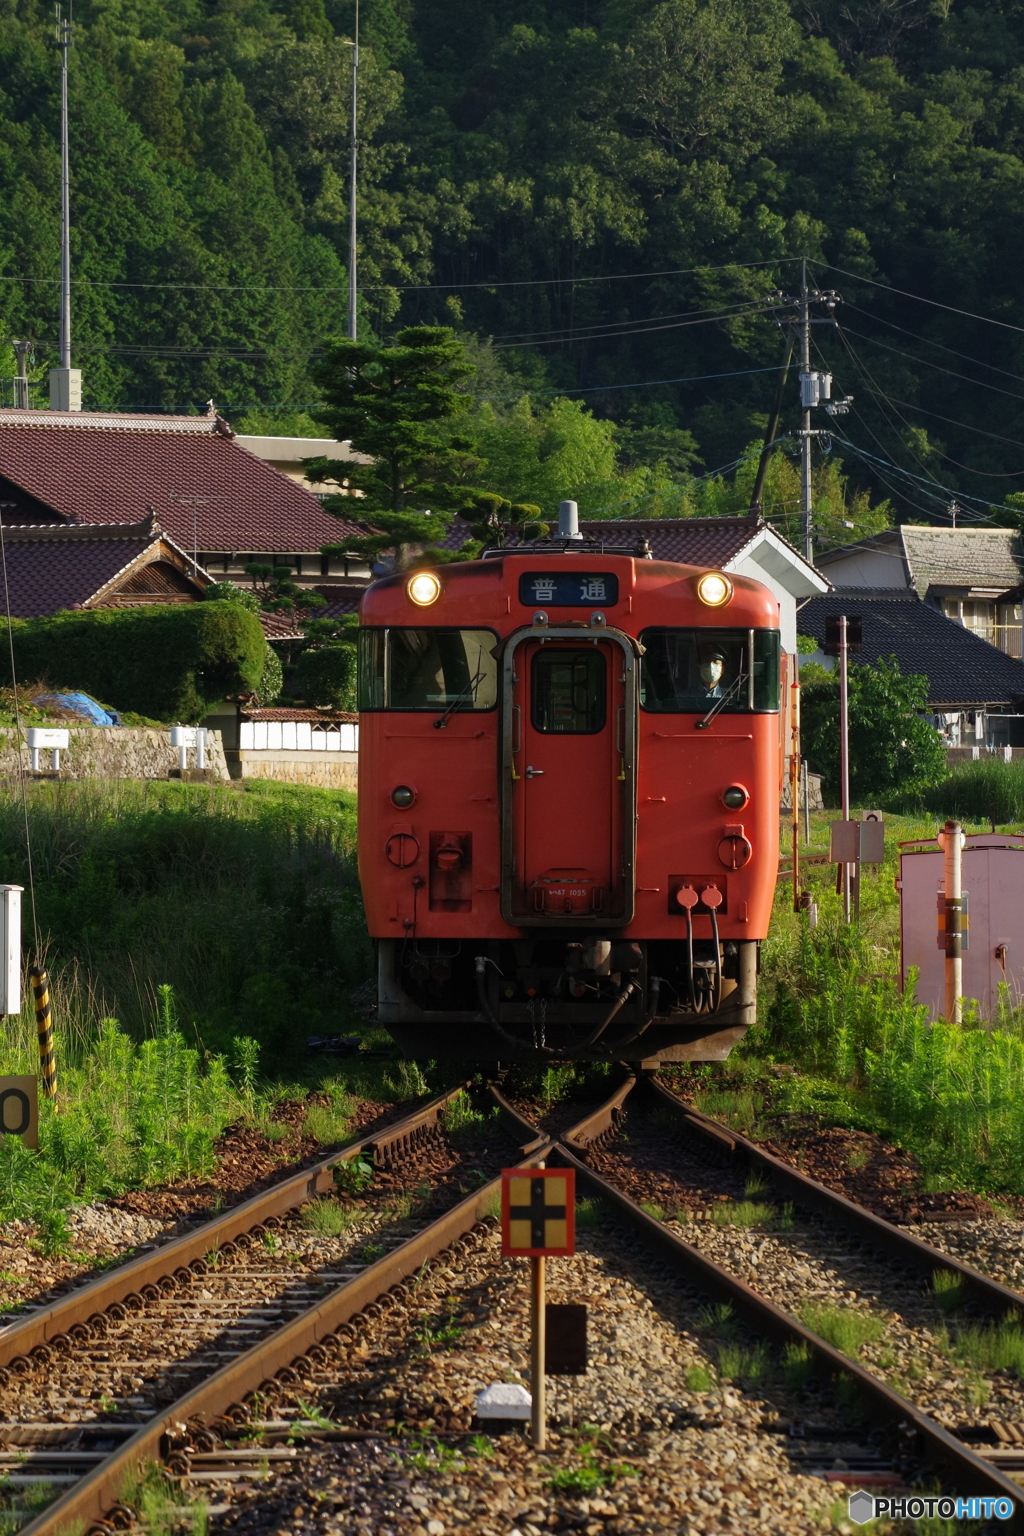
(0, 409, 372, 596)
(815, 526, 1024, 658)
(0, 516, 210, 617)
(797, 589, 1024, 748)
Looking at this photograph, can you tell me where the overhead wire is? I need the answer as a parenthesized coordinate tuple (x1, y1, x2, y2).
(810, 259, 1024, 337)
(0, 254, 801, 296)
(843, 302, 1024, 384)
(840, 325, 1024, 403)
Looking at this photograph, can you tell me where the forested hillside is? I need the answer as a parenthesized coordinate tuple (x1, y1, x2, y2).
(2, 0, 1024, 524)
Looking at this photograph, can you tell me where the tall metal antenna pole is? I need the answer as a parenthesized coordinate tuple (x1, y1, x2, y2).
(347, 0, 359, 341)
(57, 3, 71, 371)
(799, 259, 813, 564)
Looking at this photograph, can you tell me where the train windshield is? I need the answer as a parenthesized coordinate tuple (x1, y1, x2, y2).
(639, 628, 780, 713)
(358, 627, 498, 710)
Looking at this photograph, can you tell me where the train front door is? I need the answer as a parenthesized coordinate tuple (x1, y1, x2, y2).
(504, 633, 635, 923)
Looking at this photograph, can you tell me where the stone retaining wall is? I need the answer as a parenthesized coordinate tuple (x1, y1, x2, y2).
(0, 726, 231, 781)
(227, 749, 357, 790)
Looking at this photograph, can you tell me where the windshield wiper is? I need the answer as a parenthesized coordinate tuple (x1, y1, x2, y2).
(433, 652, 486, 729)
(695, 668, 747, 731)
(433, 689, 474, 728)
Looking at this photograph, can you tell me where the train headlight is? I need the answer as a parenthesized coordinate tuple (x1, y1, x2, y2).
(696, 572, 733, 608)
(722, 784, 749, 810)
(391, 785, 416, 808)
(408, 571, 441, 607)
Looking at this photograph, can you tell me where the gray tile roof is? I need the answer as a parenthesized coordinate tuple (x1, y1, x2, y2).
(817, 526, 1024, 596)
(797, 590, 1024, 707)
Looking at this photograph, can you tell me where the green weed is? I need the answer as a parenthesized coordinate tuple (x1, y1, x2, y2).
(783, 1341, 815, 1392)
(800, 1302, 885, 1357)
(441, 1090, 485, 1133)
(698, 1301, 740, 1340)
(575, 1198, 605, 1229)
(333, 1154, 374, 1195)
(301, 1198, 357, 1237)
(694, 1086, 763, 1134)
(415, 1312, 463, 1355)
(717, 1340, 770, 1384)
(932, 1269, 968, 1315)
(359, 1241, 386, 1264)
(401, 1435, 466, 1474)
(710, 1200, 774, 1228)
(685, 1364, 714, 1392)
(953, 1315, 1024, 1375)
(639, 1200, 666, 1221)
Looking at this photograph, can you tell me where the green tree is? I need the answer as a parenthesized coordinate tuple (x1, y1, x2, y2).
(801, 657, 947, 802)
(308, 326, 495, 568)
(244, 564, 327, 616)
(293, 615, 358, 709)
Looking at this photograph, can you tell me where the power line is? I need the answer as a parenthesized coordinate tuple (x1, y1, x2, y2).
(0, 255, 801, 296)
(811, 259, 1024, 338)
(840, 325, 1024, 403)
(843, 302, 1024, 384)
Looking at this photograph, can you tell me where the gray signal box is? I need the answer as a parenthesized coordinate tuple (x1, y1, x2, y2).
(899, 833, 1024, 1020)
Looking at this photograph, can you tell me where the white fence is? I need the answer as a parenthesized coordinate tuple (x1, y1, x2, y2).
(239, 721, 358, 752)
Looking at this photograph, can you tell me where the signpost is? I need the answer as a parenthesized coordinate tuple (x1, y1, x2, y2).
(27, 727, 69, 772)
(0, 1075, 38, 1148)
(501, 1167, 576, 1449)
(823, 615, 863, 921)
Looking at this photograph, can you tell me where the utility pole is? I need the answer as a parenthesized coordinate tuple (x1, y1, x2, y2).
(799, 261, 814, 563)
(49, 4, 81, 412)
(771, 265, 845, 561)
(347, 0, 359, 341)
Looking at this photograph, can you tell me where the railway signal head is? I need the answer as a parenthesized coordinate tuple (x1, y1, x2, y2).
(501, 1168, 576, 1257)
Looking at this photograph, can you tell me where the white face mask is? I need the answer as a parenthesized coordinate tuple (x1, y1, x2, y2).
(700, 658, 724, 688)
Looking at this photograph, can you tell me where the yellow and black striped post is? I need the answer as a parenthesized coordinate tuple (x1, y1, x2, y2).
(30, 964, 57, 1107)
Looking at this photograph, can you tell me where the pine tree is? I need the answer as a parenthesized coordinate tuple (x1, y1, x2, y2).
(308, 326, 498, 570)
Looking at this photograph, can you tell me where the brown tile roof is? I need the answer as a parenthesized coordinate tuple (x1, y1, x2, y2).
(0, 410, 368, 555)
(241, 706, 357, 723)
(0, 519, 208, 618)
(443, 513, 769, 567)
(313, 582, 365, 617)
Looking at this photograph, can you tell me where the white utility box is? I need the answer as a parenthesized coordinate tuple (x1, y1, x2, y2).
(899, 832, 1024, 1019)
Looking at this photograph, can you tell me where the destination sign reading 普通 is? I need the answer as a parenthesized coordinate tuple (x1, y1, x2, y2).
(518, 572, 619, 608)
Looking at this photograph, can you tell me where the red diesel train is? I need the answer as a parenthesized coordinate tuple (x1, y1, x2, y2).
(357, 504, 783, 1064)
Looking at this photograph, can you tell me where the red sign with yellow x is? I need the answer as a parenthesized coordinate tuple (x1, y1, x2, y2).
(501, 1167, 576, 1257)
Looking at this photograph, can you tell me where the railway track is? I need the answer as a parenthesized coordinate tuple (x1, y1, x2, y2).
(3, 1073, 1024, 1534)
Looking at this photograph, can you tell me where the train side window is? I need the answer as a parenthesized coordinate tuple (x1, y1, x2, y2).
(639, 629, 781, 712)
(357, 628, 498, 710)
(531, 648, 607, 733)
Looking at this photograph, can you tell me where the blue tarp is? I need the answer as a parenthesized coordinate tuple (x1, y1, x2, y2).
(33, 693, 121, 726)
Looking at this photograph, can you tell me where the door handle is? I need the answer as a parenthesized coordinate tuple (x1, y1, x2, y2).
(525, 766, 544, 778)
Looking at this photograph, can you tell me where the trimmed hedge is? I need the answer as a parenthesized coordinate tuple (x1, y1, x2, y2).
(0, 604, 266, 722)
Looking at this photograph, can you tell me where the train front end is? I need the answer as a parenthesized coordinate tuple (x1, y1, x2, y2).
(357, 545, 781, 1064)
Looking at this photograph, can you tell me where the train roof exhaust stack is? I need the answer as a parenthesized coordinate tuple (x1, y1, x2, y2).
(558, 500, 583, 541)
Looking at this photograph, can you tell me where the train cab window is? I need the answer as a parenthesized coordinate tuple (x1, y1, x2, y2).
(639, 628, 781, 712)
(531, 648, 607, 733)
(358, 628, 498, 711)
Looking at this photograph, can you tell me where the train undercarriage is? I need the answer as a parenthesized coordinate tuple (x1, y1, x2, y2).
(376, 934, 757, 1064)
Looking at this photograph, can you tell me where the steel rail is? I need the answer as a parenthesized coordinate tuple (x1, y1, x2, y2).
(0, 1083, 473, 1377)
(11, 1077, 634, 1536)
(548, 1140, 1024, 1527)
(643, 1075, 1024, 1322)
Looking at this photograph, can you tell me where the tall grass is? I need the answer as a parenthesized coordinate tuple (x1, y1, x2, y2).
(889, 757, 1024, 823)
(762, 887, 1024, 1189)
(0, 988, 253, 1235)
(0, 778, 371, 1063)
